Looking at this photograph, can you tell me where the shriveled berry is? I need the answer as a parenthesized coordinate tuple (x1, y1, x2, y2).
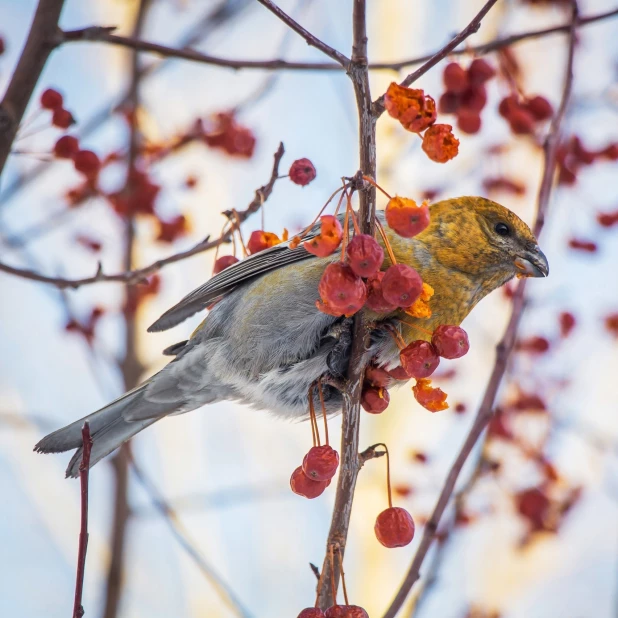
(381, 264, 423, 308)
(421, 124, 460, 163)
(73, 150, 100, 179)
(443, 62, 468, 93)
(385, 197, 430, 238)
(365, 364, 392, 388)
(290, 466, 330, 499)
(526, 95, 553, 121)
(346, 234, 384, 278)
(365, 272, 397, 313)
(456, 109, 481, 135)
(325, 606, 369, 618)
(302, 445, 339, 481)
(297, 609, 326, 618)
(400, 340, 440, 379)
(361, 385, 390, 414)
(432, 325, 469, 359)
(53, 135, 79, 159)
(375, 506, 415, 548)
(247, 230, 280, 254)
(509, 109, 535, 135)
(304, 215, 343, 257)
(412, 378, 448, 412)
(213, 255, 239, 274)
(40, 88, 63, 110)
(289, 158, 317, 186)
(467, 58, 496, 85)
(317, 262, 366, 316)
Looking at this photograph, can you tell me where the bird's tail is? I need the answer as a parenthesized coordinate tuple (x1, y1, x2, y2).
(34, 385, 160, 478)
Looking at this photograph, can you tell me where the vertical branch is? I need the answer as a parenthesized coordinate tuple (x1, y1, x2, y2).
(72, 422, 93, 618)
(102, 2, 150, 617)
(317, 0, 376, 609)
(0, 0, 65, 177)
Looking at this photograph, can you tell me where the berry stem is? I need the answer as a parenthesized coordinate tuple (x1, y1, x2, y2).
(230, 209, 248, 257)
(345, 191, 361, 235)
(375, 218, 398, 266)
(397, 318, 435, 339)
(317, 377, 330, 446)
(341, 194, 351, 262)
(384, 324, 406, 350)
(362, 175, 392, 199)
(379, 442, 393, 508)
(328, 545, 338, 606)
(336, 546, 350, 605)
(308, 387, 320, 447)
(297, 184, 348, 242)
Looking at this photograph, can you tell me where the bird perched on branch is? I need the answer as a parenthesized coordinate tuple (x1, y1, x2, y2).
(35, 196, 548, 477)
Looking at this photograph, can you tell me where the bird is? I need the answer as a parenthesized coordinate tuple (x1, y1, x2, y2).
(35, 196, 548, 477)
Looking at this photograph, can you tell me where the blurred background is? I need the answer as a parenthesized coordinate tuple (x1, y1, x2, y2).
(1, 0, 618, 616)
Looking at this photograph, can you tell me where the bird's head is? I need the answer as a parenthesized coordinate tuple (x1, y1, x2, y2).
(416, 196, 548, 285)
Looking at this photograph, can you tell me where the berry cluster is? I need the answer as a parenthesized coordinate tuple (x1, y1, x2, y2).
(41, 88, 76, 129)
(201, 112, 256, 158)
(384, 83, 459, 163)
(498, 94, 553, 135)
(439, 59, 496, 134)
(557, 135, 618, 186)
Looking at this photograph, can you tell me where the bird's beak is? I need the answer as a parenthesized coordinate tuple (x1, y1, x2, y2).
(514, 246, 549, 278)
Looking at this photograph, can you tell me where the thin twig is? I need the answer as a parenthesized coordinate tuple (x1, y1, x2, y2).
(72, 422, 93, 618)
(0, 143, 285, 289)
(255, 0, 350, 68)
(381, 4, 579, 616)
(129, 456, 252, 618)
(372, 0, 501, 116)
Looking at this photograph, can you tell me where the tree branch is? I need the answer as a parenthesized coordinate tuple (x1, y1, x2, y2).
(72, 422, 92, 618)
(0, 0, 65, 177)
(316, 0, 376, 609)
(255, 0, 350, 68)
(0, 143, 284, 289)
(372, 0, 500, 116)
(381, 4, 579, 616)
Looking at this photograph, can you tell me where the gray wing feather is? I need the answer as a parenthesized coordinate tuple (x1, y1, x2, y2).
(148, 241, 316, 332)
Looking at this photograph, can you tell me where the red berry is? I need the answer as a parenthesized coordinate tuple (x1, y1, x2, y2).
(365, 272, 397, 313)
(375, 506, 415, 548)
(526, 95, 553, 121)
(40, 88, 63, 110)
(568, 238, 597, 253)
(325, 606, 369, 618)
(297, 609, 325, 618)
(386, 365, 410, 381)
(421, 124, 460, 163)
(385, 197, 430, 238)
(381, 264, 423, 308)
(456, 109, 481, 135)
(304, 215, 343, 257)
(443, 62, 468, 93)
(346, 234, 384, 278)
(52, 108, 75, 129)
(302, 445, 339, 481)
(516, 487, 550, 530)
(361, 385, 390, 414)
(317, 263, 367, 317)
(467, 58, 496, 85)
(289, 158, 317, 186)
(365, 364, 392, 388)
(431, 325, 470, 359)
(438, 91, 461, 114)
(73, 150, 100, 179)
(559, 311, 576, 338)
(290, 466, 330, 499)
(498, 95, 519, 119)
(460, 85, 487, 113)
(53, 135, 79, 159)
(247, 230, 280, 254)
(509, 109, 535, 135)
(0, 36, 5, 56)
(400, 340, 440, 378)
(213, 255, 239, 274)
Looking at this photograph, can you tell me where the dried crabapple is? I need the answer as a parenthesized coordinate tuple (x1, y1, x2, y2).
(346, 233, 384, 277)
(213, 255, 239, 274)
(302, 445, 339, 481)
(53, 135, 79, 159)
(290, 466, 330, 499)
(384, 83, 436, 132)
(325, 606, 369, 618)
(289, 158, 317, 186)
(431, 325, 470, 359)
(304, 215, 343, 257)
(467, 58, 496, 85)
(317, 263, 367, 316)
(457, 109, 481, 135)
(525, 96, 553, 121)
(443, 62, 468, 93)
(365, 272, 397, 313)
(361, 385, 390, 414)
(374, 506, 415, 547)
(381, 263, 423, 308)
(364, 364, 392, 388)
(421, 124, 459, 163)
(297, 609, 326, 618)
(52, 108, 75, 129)
(40, 88, 63, 110)
(385, 196, 430, 238)
(400, 340, 440, 379)
(247, 230, 280, 254)
(73, 150, 100, 179)
(413, 378, 448, 412)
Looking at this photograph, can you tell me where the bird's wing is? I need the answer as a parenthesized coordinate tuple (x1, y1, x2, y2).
(148, 240, 317, 332)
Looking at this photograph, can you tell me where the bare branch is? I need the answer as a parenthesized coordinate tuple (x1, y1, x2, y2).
(72, 422, 92, 618)
(0, 0, 65, 177)
(0, 143, 285, 289)
(372, 0, 500, 116)
(381, 4, 580, 616)
(255, 0, 350, 68)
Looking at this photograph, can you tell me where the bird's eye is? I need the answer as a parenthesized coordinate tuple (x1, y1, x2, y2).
(495, 222, 510, 237)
